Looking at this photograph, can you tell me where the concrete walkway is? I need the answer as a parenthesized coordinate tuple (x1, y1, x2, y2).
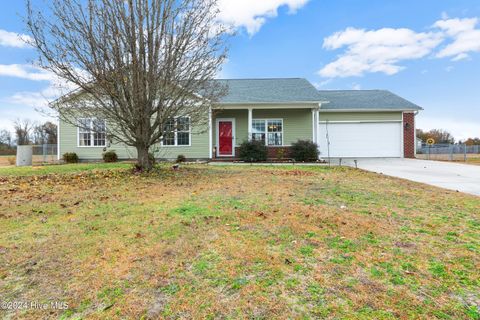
(343, 158, 480, 196)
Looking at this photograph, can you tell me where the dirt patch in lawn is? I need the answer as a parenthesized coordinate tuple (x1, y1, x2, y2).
(0, 164, 479, 319)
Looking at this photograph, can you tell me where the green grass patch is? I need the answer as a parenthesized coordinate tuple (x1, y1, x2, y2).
(1, 164, 479, 319)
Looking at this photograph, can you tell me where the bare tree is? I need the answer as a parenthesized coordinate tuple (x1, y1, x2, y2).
(417, 128, 455, 144)
(33, 121, 58, 145)
(14, 119, 33, 146)
(0, 130, 13, 148)
(26, 0, 228, 170)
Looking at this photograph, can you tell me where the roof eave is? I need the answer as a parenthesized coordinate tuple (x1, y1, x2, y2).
(215, 100, 327, 106)
(319, 108, 423, 112)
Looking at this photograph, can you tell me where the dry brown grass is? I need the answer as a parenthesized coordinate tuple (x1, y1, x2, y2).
(0, 164, 479, 319)
(0, 156, 14, 167)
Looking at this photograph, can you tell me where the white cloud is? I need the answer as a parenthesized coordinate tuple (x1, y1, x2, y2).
(319, 27, 443, 78)
(352, 83, 361, 90)
(319, 16, 480, 78)
(434, 17, 480, 61)
(0, 64, 77, 114)
(217, 0, 309, 35)
(0, 29, 32, 48)
(312, 79, 333, 89)
(0, 64, 57, 82)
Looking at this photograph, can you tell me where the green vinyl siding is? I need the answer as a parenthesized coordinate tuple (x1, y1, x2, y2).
(59, 119, 210, 160)
(213, 108, 313, 147)
(252, 109, 313, 145)
(319, 112, 402, 122)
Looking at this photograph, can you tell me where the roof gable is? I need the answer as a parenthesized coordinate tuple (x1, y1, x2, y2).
(216, 78, 323, 104)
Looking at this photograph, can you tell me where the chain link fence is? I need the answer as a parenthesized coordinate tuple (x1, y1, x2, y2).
(417, 144, 480, 162)
(4, 144, 58, 167)
(31, 144, 58, 164)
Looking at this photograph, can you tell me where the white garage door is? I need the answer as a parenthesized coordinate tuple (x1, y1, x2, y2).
(318, 122, 403, 158)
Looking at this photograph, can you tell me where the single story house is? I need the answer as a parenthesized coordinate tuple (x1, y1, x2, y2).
(57, 78, 422, 160)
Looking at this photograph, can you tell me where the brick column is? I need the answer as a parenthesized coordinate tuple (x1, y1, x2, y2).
(403, 112, 415, 158)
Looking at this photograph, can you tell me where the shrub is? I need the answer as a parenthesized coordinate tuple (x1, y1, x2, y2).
(176, 154, 186, 163)
(62, 152, 79, 163)
(291, 140, 319, 162)
(239, 140, 267, 162)
(7, 157, 15, 165)
(103, 151, 118, 163)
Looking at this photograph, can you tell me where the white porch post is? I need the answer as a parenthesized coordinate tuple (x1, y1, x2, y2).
(247, 107, 253, 141)
(315, 104, 321, 159)
(311, 109, 316, 143)
(208, 106, 213, 159)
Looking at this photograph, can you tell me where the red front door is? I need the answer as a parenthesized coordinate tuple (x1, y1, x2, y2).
(219, 121, 233, 156)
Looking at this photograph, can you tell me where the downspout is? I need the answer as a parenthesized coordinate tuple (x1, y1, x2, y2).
(414, 110, 419, 157)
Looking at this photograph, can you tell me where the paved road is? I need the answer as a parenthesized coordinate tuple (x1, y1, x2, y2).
(343, 158, 480, 196)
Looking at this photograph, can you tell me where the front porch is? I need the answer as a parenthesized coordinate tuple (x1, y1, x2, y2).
(210, 106, 320, 159)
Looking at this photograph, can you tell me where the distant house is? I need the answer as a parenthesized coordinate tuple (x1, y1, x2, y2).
(57, 78, 422, 160)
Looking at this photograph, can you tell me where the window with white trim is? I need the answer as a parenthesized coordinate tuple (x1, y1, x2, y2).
(162, 116, 191, 146)
(78, 118, 106, 147)
(252, 119, 283, 146)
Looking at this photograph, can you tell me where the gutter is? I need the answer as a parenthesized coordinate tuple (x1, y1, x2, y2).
(215, 100, 329, 106)
(319, 108, 423, 112)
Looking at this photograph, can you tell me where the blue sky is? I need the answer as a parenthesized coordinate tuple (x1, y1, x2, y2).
(1, 0, 480, 140)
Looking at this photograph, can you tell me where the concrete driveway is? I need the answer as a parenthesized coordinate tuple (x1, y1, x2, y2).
(343, 158, 480, 196)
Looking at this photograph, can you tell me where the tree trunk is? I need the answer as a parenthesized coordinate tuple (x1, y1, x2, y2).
(136, 145, 152, 171)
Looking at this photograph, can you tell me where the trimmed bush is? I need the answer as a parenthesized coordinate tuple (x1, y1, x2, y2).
(291, 140, 319, 162)
(176, 154, 186, 163)
(62, 152, 79, 163)
(103, 151, 118, 163)
(239, 140, 267, 162)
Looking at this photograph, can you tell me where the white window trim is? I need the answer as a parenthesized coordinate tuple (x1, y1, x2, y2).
(252, 118, 284, 146)
(160, 116, 192, 147)
(77, 118, 107, 148)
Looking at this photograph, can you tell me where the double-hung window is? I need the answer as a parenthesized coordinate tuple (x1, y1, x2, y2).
(78, 118, 106, 147)
(162, 116, 191, 146)
(251, 119, 283, 146)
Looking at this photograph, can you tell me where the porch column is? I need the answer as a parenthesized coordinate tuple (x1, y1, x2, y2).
(311, 109, 316, 143)
(247, 107, 253, 141)
(208, 106, 213, 159)
(315, 104, 321, 159)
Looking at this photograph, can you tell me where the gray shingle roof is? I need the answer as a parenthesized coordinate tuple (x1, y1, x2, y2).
(216, 78, 323, 104)
(317, 90, 422, 111)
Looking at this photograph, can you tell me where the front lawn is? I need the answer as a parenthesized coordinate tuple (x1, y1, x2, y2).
(0, 163, 479, 319)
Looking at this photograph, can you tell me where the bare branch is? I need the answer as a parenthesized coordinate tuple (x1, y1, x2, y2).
(26, 0, 229, 169)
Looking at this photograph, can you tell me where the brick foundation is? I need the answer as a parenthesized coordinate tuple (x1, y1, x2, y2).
(266, 146, 293, 159)
(403, 112, 416, 158)
(213, 146, 293, 160)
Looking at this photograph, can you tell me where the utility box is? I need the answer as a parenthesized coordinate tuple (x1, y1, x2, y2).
(16, 145, 33, 167)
